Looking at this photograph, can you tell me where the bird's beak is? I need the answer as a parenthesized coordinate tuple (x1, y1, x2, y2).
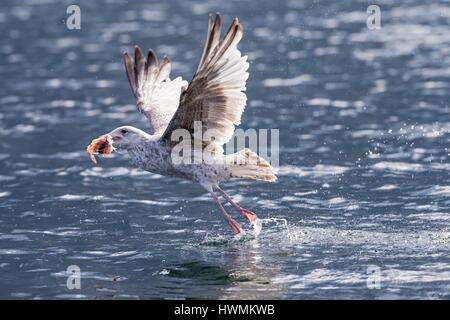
(111, 135, 122, 144)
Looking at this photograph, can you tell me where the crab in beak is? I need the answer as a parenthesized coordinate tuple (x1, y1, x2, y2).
(86, 134, 114, 164)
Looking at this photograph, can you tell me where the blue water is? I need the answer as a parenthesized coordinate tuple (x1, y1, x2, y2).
(0, 0, 449, 299)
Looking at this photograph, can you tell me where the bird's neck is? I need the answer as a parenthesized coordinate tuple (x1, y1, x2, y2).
(140, 132, 161, 143)
(130, 132, 160, 149)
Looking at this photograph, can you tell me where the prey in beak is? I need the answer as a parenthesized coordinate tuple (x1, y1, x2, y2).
(86, 134, 114, 164)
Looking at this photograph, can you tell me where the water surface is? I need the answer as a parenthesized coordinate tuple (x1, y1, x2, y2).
(0, 0, 449, 299)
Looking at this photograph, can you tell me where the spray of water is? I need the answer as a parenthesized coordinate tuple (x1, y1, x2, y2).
(199, 216, 295, 246)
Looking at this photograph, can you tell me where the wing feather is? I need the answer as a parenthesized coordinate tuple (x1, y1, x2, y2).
(124, 46, 188, 134)
(162, 14, 249, 154)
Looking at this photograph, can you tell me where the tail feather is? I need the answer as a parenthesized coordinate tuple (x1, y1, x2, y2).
(227, 148, 277, 182)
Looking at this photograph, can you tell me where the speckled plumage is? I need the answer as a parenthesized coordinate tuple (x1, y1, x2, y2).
(127, 137, 231, 187)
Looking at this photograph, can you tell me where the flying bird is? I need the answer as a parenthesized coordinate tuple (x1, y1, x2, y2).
(87, 14, 277, 235)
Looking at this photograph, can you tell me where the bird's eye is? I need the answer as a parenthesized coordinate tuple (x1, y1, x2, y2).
(121, 129, 127, 134)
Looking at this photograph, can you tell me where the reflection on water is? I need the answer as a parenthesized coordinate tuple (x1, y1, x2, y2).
(0, 0, 449, 299)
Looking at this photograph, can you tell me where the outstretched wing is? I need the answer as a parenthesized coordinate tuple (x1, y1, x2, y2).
(124, 47, 188, 135)
(162, 14, 249, 154)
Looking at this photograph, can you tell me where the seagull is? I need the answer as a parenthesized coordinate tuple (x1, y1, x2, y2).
(87, 14, 277, 235)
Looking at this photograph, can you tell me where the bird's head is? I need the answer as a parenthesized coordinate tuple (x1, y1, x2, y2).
(108, 125, 150, 150)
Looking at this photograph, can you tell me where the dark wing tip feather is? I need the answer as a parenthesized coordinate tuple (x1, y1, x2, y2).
(214, 14, 222, 33)
(134, 46, 147, 89)
(123, 52, 136, 95)
(227, 16, 242, 35)
(197, 13, 223, 74)
(234, 18, 243, 32)
(134, 46, 145, 65)
(147, 49, 158, 67)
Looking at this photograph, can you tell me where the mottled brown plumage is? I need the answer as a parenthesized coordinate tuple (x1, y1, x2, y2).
(162, 15, 248, 156)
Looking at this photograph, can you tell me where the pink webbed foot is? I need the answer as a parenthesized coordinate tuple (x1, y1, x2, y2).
(227, 217, 242, 235)
(239, 208, 257, 224)
(215, 187, 258, 226)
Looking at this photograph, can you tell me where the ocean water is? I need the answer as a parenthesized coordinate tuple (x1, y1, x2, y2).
(0, 0, 449, 299)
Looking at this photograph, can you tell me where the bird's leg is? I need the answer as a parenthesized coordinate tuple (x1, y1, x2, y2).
(215, 187, 257, 224)
(210, 191, 242, 235)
